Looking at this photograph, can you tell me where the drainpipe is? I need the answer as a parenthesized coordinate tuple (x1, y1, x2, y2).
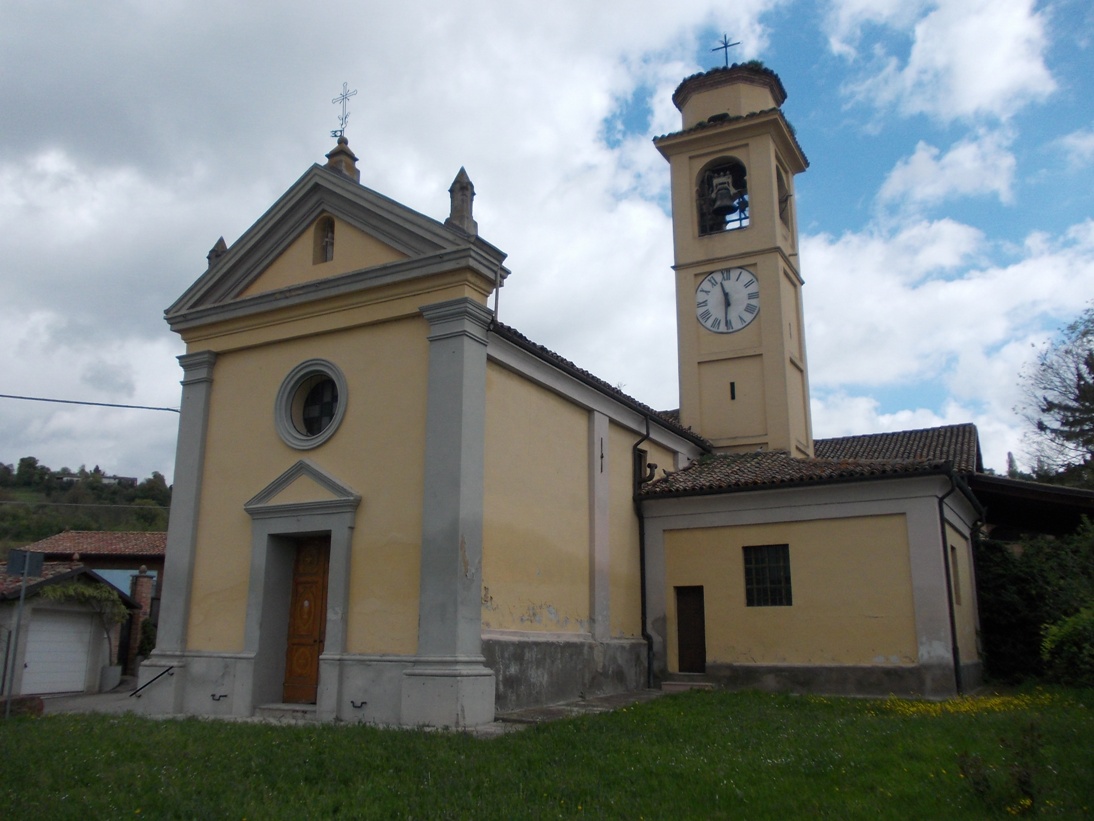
(938, 471, 963, 695)
(632, 416, 654, 689)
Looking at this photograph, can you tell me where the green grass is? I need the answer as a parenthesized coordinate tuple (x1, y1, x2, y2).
(2, 689, 1091, 819)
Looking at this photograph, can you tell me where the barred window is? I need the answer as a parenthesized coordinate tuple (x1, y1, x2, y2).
(743, 544, 792, 607)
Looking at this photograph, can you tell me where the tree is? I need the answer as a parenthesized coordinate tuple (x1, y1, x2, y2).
(975, 520, 1094, 681)
(1021, 307, 1094, 479)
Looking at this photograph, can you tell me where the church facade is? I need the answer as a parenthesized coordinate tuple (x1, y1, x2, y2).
(135, 64, 982, 727)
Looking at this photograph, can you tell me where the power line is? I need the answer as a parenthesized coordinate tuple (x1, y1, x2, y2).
(0, 394, 179, 413)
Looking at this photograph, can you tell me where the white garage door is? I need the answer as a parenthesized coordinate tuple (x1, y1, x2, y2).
(21, 610, 95, 694)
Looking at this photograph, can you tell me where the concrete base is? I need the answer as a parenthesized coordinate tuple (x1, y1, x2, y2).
(664, 661, 961, 698)
(959, 660, 984, 693)
(401, 663, 495, 728)
(483, 633, 646, 712)
(131, 655, 185, 713)
(99, 664, 122, 693)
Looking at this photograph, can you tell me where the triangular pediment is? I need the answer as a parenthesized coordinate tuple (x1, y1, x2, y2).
(166, 163, 509, 331)
(244, 460, 361, 518)
(237, 215, 411, 299)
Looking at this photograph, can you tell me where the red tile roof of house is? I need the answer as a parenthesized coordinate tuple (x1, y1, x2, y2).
(0, 561, 140, 606)
(0, 561, 83, 597)
(640, 450, 953, 498)
(23, 531, 167, 558)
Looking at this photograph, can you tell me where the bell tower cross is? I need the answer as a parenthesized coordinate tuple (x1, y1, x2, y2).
(655, 64, 813, 457)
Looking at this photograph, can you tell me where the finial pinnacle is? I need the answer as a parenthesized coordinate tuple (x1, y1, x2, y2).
(712, 34, 741, 68)
(331, 81, 358, 139)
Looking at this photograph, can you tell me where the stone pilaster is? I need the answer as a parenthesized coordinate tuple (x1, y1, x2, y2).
(136, 350, 216, 712)
(402, 298, 495, 727)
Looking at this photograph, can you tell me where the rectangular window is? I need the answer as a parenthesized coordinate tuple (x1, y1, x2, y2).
(743, 544, 792, 607)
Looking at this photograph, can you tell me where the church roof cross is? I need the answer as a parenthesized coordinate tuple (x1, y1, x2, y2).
(331, 81, 358, 139)
(712, 35, 741, 68)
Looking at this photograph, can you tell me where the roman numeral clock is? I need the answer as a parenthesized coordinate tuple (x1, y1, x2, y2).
(695, 268, 760, 334)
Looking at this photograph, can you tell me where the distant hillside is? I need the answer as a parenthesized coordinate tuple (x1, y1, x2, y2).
(0, 457, 171, 557)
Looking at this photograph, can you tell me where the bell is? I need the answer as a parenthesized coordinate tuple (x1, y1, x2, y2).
(711, 185, 739, 216)
(713, 177, 739, 216)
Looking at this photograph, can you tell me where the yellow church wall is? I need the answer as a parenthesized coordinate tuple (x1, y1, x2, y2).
(663, 514, 917, 670)
(237, 214, 408, 299)
(482, 363, 591, 633)
(184, 317, 429, 655)
(946, 523, 978, 665)
(607, 427, 674, 638)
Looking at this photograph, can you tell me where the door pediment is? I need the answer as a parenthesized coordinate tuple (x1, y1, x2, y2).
(244, 460, 361, 519)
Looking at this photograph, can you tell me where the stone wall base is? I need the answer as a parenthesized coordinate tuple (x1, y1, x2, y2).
(134, 651, 496, 726)
(483, 632, 647, 712)
(401, 662, 496, 727)
(665, 662, 963, 699)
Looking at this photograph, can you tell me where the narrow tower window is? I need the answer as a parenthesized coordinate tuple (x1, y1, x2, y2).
(313, 216, 335, 264)
(697, 158, 749, 235)
(777, 168, 792, 228)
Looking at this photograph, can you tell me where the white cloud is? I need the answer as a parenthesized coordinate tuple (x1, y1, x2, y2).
(878, 131, 1016, 206)
(0, 308, 183, 478)
(832, 0, 1056, 122)
(1058, 129, 1094, 167)
(802, 218, 1094, 471)
(825, 0, 932, 57)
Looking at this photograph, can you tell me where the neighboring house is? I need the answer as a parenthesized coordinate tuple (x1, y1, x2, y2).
(133, 63, 1093, 728)
(25, 531, 166, 674)
(0, 562, 138, 696)
(25, 531, 167, 596)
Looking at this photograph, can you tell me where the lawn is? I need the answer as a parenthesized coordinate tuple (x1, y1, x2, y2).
(1, 688, 1091, 819)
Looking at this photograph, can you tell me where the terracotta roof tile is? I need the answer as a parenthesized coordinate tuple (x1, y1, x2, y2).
(23, 531, 167, 558)
(814, 424, 982, 474)
(640, 450, 951, 498)
(0, 561, 84, 597)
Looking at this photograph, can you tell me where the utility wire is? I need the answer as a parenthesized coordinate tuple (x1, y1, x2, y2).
(0, 393, 179, 413)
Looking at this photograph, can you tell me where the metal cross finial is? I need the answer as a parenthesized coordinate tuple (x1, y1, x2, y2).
(712, 35, 741, 68)
(331, 81, 358, 139)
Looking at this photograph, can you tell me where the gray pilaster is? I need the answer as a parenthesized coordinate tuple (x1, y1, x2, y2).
(402, 297, 495, 727)
(589, 411, 611, 641)
(156, 350, 217, 654)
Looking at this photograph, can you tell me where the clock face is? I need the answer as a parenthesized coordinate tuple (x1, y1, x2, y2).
(695, 267, 760, 333)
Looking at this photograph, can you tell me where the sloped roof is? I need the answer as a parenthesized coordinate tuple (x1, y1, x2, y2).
(490, 322, 709, 448)
(24, 531, 166, 559)
(166, 156, 509, 330)
(0, 562, 138, 606)
(640, 450, 951, 498)
(653, 106, 808, 166)
(814, 424, 982, 474)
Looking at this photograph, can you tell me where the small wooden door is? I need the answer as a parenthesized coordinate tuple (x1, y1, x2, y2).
(676, 586, 707, 674)
(282, 536, 330, 704)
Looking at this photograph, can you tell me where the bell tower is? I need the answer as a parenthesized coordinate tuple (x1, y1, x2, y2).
(655, 64, 813, 457)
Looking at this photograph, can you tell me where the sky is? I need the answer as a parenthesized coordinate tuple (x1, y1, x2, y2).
(2, 0, 1092, 481)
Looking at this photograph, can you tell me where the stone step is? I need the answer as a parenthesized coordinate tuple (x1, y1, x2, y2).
(254, 702, 318, 722)
(661, 680, 716, 693)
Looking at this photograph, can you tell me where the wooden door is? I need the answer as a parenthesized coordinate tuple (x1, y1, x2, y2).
(282, 536, 330, 704)
(676, 586, 707, 674)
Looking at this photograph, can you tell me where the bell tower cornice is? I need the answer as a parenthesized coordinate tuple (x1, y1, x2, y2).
(653, 108, 808, 176)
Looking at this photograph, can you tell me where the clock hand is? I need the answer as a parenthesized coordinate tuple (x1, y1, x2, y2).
(720, 280, 732, 325)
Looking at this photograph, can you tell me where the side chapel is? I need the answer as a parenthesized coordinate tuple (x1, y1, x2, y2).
(136, 64, 986, 727)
